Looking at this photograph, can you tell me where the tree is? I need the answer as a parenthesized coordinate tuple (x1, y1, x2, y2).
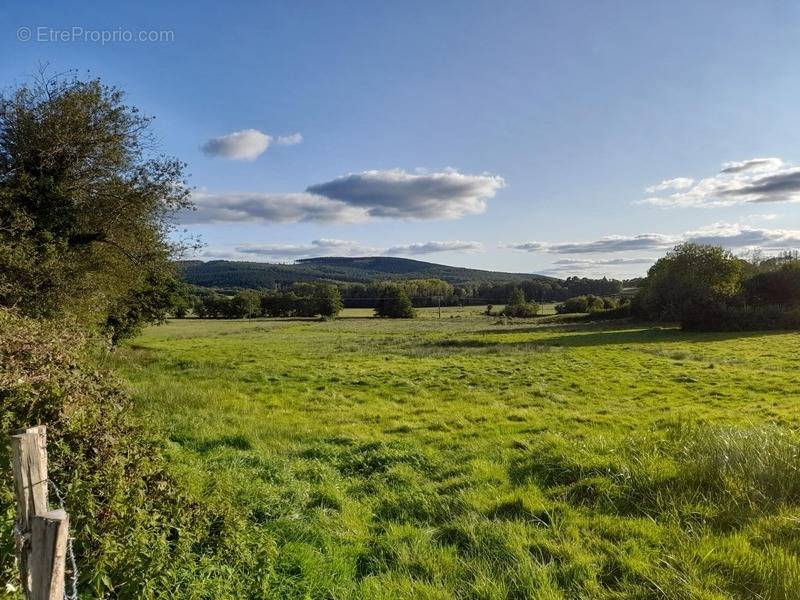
(502, 287, 540, 317)
(104, 271, 189, 344)
(635, 243, 744, 322)
(313, 284, 343, 318)
(508, 287, 526, 307)
(744, 262, 800, 307)
(374, 285, 416, 318)
(0, 70, 191, 336)
(230, 290, 262, 319)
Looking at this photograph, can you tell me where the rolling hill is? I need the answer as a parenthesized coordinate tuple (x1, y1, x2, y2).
(178, 256, 557, 289)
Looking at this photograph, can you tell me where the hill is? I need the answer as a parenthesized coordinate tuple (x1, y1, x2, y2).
(178, 256, 557, 288)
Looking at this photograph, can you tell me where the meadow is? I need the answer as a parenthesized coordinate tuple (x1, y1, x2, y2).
(113, 307, 800, 599)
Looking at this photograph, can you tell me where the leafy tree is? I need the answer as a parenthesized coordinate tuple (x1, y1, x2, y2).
(230, 290, 262, 319)
(502, 287, 540, 317)
(635, 243, 744, 321)
(508, 287, 526, 307)
(744, 262, 800, 307)
(374, 285, 416, 318)
(313, 284, 343, 318)
(0, 70, 191, 336)
(104, 271, 189, 344)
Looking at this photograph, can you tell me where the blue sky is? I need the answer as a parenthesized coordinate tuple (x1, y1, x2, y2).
(4, 1, 800, 278)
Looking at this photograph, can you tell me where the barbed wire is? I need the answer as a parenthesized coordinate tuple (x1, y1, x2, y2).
(47, 479, 79, 600)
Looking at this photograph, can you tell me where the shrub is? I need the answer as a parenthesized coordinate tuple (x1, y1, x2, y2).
(502, 302, 540, 318)
(556, 297, 590, 314)
(0, 309, 270, 597)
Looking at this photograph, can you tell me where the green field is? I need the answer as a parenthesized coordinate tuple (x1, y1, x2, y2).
(114, 310, 800, 599)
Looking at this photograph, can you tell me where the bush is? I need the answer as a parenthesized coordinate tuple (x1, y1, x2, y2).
(0, 309, 270, 597)
(556, 296, 590, 314)
(502, 302, 540, 318)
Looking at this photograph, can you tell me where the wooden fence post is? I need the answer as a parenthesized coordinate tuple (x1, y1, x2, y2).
(9, 425, 69, 600)
(30, 510, 69, 600)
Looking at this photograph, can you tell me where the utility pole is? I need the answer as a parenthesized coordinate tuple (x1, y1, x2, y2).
(438, 295, 441, 319)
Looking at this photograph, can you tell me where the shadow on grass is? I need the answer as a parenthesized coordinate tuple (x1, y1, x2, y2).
(474, 323, 791, 348)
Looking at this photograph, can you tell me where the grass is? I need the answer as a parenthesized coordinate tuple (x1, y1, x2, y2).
(111, 308, 800, 598)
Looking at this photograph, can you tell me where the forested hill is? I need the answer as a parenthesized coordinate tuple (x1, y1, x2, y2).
(178, 256, 557, 288)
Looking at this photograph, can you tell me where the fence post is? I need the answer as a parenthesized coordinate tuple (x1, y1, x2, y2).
(9, 425, 68, 600)
(30, 510, 69, 600)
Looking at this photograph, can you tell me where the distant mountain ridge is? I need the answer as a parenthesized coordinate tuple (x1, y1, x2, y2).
(178, 256, 557, 289)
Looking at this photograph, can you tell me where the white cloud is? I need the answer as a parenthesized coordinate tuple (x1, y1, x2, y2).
(505, 234, 677, 254)
(640, 157, 800, 207)
(502, 223, 800, 255)
(183, 168, 505, 224)
(184, 190, 368, 224)
(236, 239, 379, 259)
(551, 257, 657, 266)
(201, 129, 272, 161)
(386, 241, 483, 255)
(200, 238, 486, 261)
(720, 157, 784, 174)
(306, 169, 505, 219)
(275, 133, 303, 145)
(645, 177, 694, 194)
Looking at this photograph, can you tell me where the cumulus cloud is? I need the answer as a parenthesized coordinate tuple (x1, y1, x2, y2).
(201, 129, 272, 161)
(684, 222, 800, 249)
(640, 157, 800, 207)
(505, 234, 677, 254)
(503, 223, 800, 256)
(306, 169, 505, 219)
(236, 239, 378, 259)
(385, 240, 483, 255)
(182, 169, 505, 224)
(551, 257, 657, 266)
(201, 129, 303, 160)
(645, 177, 694, 194)
(201, 238, 486, 261)
(499, 242, 547, 252)
(720, 157, 784, 174)
(275, 133, 303, 145)
(184, 190, 367, 224)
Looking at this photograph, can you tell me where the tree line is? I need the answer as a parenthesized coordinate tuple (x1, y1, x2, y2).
(190, 282, 418, 319)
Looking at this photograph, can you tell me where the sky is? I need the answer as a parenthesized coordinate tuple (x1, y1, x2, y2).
(3, 1, 800, 279)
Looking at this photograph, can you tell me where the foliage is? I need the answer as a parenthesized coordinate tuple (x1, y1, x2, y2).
(312, 283, 343, 318)
(744, 262, 800, 307)
(501, 288, 540, 317)
(555, 295, 627, 315)
(179, 258, 624, 303)
(374, 285, 416, 318)
(0, 70, 191, 337)
(104, 271, 190, 344)
(114, 314, 800, 598)
(230, 290, 262, 319)
(634, 244, 800, 331)
(636, 244, 744, 323)
(0, 309, 269, 598)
